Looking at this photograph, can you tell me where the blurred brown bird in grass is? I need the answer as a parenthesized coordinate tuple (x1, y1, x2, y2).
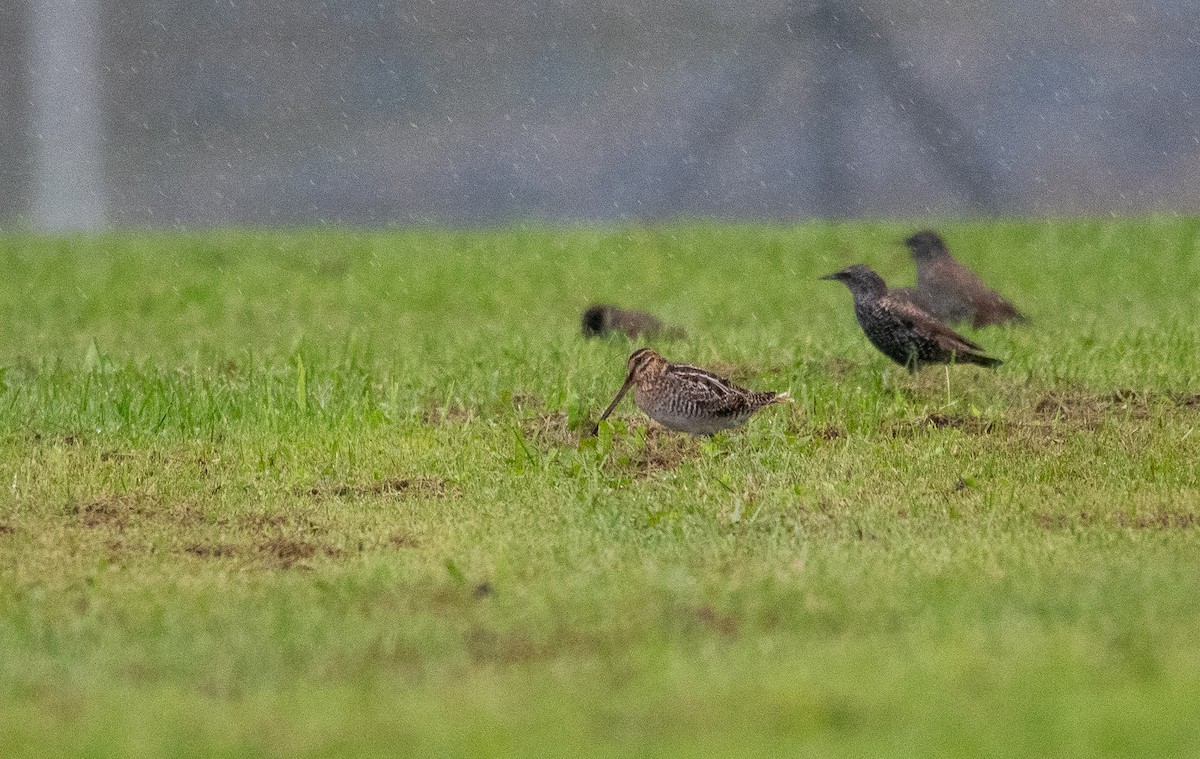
(897, 230, 1027, 328)
(581, 304, 684, 340)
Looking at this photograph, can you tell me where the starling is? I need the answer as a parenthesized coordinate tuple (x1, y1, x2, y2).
(903, 230, 1027, 328)
(821, 264, 1003, 372)
(581, 304, 684, 340)
(591, 348, 790, 436)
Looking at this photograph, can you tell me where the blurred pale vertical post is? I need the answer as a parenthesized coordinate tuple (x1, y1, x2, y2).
(29, 0, 107, 231)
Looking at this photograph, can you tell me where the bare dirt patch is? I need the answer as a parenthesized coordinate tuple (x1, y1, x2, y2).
(787, 503, 851, 538)
(304, 476, 452, 500)
(1034, 512, 1076, 530)
(506, 392, 545, 412)
(420, 402, 475, 425)
(67, 494, 210, 530)
(694, 605, 740, 640)
(0, 523, 14, 535)
(1035, 510, 1198, 530)
(70, 494, 156, 528)
(606, 428, 698, 479)
(1034, 391, 1146, 424)
(820, 357, 858, 379)
(1114, 511, 1198, 530)
(1033, 389, 1200, 425)
(236, 513, 290, 530)
(256, 537, 343, 569)
(465, 627, 533, 664)
(183, 543, 238, 559)
(462, 625, 606, 665)
(228, 512, 328, 540)
(1174, 393, 1200, 408)
(885, 413, 998, 438)
(884, 385, 1200, 440)
(924, 413, 997, 433)
(815, 425, 845, 441)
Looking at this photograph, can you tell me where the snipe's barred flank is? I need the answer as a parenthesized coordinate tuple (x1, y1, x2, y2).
(822, 264, 1003, 372)
(591, 348, 790, 436)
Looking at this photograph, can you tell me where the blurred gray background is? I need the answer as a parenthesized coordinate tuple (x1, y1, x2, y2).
(3, 0, 1199, 229)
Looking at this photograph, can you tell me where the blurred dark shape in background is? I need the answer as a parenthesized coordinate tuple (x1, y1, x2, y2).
(3, 0, 1199, 230)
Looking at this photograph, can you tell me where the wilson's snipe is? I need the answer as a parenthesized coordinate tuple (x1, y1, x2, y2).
(581, 304, 685, 340)
(822, 264, 1003, 372)
(591, 348, 790, 436)
(898, 230, 1027, 328)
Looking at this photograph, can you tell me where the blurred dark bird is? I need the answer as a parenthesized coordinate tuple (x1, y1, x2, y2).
(886, 286, 939, 318)
(821, 264, 1003, 372)
(591, 348, 789, 436)
(902, 230, 1027, 328)
(581, 304, 683, 340)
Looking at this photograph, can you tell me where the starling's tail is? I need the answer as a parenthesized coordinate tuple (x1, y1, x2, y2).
(960, 351, 1003, 368)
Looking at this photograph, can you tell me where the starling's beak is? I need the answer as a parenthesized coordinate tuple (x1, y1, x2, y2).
(819, 272, 841, 281)
(589, 373, 635, 436)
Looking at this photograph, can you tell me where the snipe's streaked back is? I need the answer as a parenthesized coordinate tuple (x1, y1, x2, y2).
(592, 348, 790, 436)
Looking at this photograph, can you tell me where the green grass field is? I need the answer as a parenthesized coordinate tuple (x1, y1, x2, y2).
(1, 220, 1199, 757)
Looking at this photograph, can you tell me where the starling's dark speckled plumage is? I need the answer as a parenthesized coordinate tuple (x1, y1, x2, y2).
(904, 230, 1027, 328)
(591, 348, 789, 436)
(581, 304, 684, 340)
(822, 264, 1003, 372)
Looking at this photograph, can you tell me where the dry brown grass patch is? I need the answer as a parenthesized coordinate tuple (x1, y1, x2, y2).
(387, 532, 420, 549)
